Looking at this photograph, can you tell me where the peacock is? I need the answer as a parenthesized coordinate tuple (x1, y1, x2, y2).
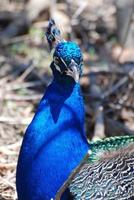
(16, 19, 134, 200)
(16, 19, 88, 200)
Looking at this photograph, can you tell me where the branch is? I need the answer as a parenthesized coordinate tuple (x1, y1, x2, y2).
(101, 67, 134, 99)
(89, 75, 105, 140)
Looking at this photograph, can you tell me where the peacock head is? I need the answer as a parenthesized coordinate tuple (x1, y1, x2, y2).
(53, 41, 83, 82)
(46, 19, 83, 82)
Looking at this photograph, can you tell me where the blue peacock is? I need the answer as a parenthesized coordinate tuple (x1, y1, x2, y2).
(16, 19, 134, 200)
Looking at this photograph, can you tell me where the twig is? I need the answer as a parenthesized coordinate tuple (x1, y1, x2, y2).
(101, 67, 134, 99)
(105, 117, 134, 137)
(0, 163, 16, 169)
(0, 94, 42, 101)
(50, 0, 57, 19)
(0, 116, 32, 125)
(117, 102, 134, 110)
(15, 60, 48, 85)
(33, 21, 48, 28)
(109, 103, 134, 111)
(89, 75, 105, 140)
(15, 60, 34, 82)
(0, 177, 16, 190)
(4, 81, 43, 91)
(0, 34, 30, 46)
(0, 148, 18, 155)
(82, 69, 126, 77)
(72, 2, 87, 19)
(0, 61, 32, 86)
(0, 141, 21, 155)
(93, 105, 105, 141)
(0, 141, 21, 150)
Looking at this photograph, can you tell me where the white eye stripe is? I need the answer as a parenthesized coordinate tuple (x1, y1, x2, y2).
(53, 56, 68, 69)
(59, 57, 68, 68)
(54, 62, 61, 72)
(53, 56, 59, 64)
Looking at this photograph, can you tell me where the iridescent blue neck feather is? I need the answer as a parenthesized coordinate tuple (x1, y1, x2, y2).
(16, 78, 89, 200)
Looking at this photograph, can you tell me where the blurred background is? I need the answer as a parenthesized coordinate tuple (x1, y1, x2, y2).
(0, 0, 134, 199)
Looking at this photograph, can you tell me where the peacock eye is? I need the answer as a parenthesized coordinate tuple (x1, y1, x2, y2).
(53, 56, 59, 65)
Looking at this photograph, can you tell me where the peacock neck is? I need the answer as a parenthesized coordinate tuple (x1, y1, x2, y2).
(16, 77, 89, 200)
(44, 78, 86, 136)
